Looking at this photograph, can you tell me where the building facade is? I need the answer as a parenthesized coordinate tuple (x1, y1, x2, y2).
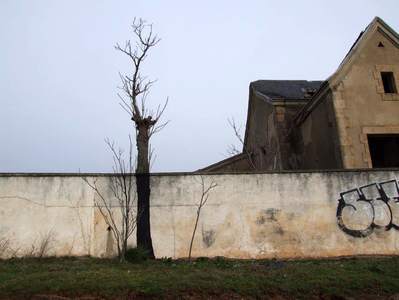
(202, 17, 399, 172)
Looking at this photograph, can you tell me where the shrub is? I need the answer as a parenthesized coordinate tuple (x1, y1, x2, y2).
(160, 256, 173, 264)
(124, 247, 149, 263)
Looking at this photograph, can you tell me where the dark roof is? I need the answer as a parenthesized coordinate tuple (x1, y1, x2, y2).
(250, 80, 323, 100)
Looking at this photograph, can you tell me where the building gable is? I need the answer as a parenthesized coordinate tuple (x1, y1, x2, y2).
(295, 17, 399, 125)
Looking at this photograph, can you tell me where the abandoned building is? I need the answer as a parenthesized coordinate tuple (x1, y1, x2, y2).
(201, 17, 399, 172)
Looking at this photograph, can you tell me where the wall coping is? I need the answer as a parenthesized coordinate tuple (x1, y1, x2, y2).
(0, 168, 398, 177)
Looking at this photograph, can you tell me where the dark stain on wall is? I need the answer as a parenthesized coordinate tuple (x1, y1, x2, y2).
(202, 229, 216, 248)
(256, 215, 266, 225)
(256, 209, 281, 225)
(105, 227, 114, 257)
(274, 226, 285, 235)
(255, 209, 285, 237)
(265, 208, 280, 221)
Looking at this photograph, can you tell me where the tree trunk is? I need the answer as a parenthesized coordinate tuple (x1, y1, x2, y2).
(135, 122, 155, 258)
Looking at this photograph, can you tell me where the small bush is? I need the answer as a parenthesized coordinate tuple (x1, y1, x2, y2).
(214, 256, 232, 268)
(195, 256, 210, 262)
(160, 256, 173, 264)
(124, 247, 149, 263)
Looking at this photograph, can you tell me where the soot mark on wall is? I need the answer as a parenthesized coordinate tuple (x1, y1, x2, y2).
(105, 226, 114, 257)
(256, 209, 281, 225)
(256, 215, 266, 225)
(265, 208, 280, 221)
(255, 209, 285, 236)
(336, 179, 399, 237)
(202, 228, 216, 248)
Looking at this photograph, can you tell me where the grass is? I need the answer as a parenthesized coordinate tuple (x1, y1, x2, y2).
(0, 256, 399, 299)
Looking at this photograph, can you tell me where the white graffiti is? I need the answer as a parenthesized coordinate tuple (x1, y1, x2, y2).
(336, 180, 399, 237)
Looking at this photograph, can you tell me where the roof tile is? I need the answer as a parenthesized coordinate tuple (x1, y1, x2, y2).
(251, 80, 323, 100)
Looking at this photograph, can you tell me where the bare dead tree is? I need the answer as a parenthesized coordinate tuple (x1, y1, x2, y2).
(115, 18, 168, 258)
(188, 176, 217, 260)
(227, 118, 256, 170)
(82, 137, 138, 262)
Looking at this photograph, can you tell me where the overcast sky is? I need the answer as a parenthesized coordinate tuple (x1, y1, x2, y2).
(1, 1, 398, 173)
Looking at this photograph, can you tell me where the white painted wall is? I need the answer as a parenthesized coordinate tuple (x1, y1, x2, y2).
(1, 170, 399, 259)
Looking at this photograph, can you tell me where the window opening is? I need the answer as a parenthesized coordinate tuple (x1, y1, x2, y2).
(381, 72, 397, 93)
(368, 134, 399, 168)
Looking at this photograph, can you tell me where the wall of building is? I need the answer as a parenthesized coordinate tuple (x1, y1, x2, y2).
(244, 91, 281, 171)
(293, 90, 343, 170)
(332, 28, 399, 168)
(198, 154, 252, 173)
(1, 170, 399, 259)
(274, 103, 309, 170)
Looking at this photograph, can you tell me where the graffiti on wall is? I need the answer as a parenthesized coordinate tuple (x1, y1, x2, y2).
(336, 179, 399, 237)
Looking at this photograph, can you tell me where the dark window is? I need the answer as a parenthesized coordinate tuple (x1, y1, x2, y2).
(368, 134, 399, 168)
(381, 72, 397, 93)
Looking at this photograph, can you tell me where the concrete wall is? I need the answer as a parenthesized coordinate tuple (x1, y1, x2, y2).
(0, 176, 95, 257)
(1, 170, 399, 259)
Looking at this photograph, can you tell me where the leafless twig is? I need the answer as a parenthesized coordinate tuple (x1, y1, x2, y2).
(24, 231, 55, 258)
(82, 137, 138, 261)
(37, 231, 55, 258)
(115, 18, 168, 138)
(0, 236, 10, 258)
(188, 176, 218, 260)
(227, 118, 256, 170)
